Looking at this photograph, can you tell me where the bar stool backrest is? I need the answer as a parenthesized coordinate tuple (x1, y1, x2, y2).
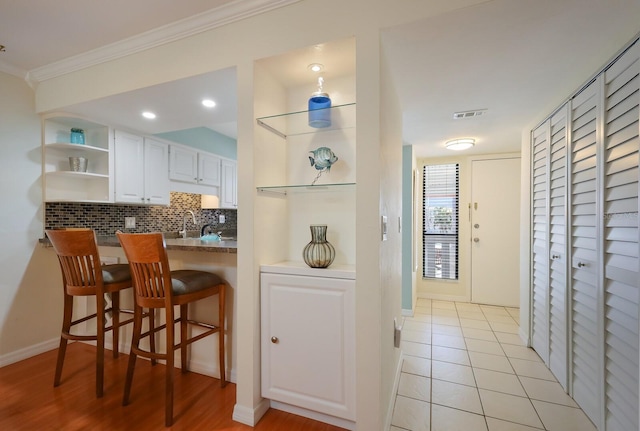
(116, 232, 173, 309)
(46, 229, 103, 296)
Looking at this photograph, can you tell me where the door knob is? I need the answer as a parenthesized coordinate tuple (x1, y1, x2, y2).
(271, 336, 279, 344)
(473, 237, 480, 243)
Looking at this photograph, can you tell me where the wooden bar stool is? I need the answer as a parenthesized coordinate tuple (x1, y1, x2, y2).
(116, 232, 227, 427)
(46, 228, 136, 398)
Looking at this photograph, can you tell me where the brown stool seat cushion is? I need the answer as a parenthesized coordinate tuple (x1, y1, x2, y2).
(170, 270, 222, 296)
(102, 264, 131, 284)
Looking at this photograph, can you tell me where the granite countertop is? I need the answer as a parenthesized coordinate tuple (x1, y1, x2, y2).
(41, 234, 237, 254)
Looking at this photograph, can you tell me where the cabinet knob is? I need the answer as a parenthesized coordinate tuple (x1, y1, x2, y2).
(271, 336, 279, 344)
(577, 262, 586, 268)
(552, 254, 560, 259)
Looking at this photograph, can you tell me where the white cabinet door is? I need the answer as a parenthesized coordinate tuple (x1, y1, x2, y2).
(198, 152, 221, 186)
(261, 272, 355, 421)
(569, 76, 602, 427)
(601, 42, 639, 431)
(143, 138, 170, 206)
(548, 105, 569, 391)
(530, 120, 550, 366)
(114, 130, 145, 204)
(169, 146, 198, 183)
(220, 159, 237, 208)
(115, 131, 169, 205)
(530, 105, 570, 391)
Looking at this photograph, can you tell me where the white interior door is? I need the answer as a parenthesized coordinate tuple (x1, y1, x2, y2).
(471, 157, 521, 306)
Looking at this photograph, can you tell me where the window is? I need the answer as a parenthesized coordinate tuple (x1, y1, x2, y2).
(423, 163, 459, 279)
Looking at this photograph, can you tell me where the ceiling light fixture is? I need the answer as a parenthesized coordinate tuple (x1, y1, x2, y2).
(453, 109, 487, 119)
(202, 99, 216, 108)
(445, 138, 475, 151)
(142, 111, 156, 119)
(308, 63, 324, 73)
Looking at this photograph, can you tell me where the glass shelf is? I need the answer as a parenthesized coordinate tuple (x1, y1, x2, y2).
(256, 103, 355, 138)
(257, 182, 355, 195)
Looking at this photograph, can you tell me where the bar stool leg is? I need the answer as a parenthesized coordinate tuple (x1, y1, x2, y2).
(219, 284, 226, 387)
(111, 292, 120, 358)
(54, 294, 73, 387)
(96, 291, 106, 398)
(123, 304, 143, 406)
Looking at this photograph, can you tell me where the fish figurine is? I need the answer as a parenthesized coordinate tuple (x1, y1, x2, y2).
(309, 147, 338, 171)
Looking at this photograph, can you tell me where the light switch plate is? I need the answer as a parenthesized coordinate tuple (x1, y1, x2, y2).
(394, 317, 402, 348)
(125, 216, 136, 229)
(381, 215, 388, 241)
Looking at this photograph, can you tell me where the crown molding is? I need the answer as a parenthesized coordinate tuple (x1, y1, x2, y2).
(27, 0, 301, 84)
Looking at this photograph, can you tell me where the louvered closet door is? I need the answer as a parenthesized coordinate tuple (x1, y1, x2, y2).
(531, 121, 550, 363)
(548, 105, 569, 389)
(569, 76, 602, 427)
(601, 42, 639, 431)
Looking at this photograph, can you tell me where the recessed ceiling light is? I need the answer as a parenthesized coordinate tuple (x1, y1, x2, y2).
(142, 111, 156, 119)
(202, 99, 216, 108)
(308, 63, 324, 72)
(445, 138, 475, 151)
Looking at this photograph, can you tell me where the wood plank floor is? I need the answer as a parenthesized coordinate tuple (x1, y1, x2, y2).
(0, 343, 346, 430)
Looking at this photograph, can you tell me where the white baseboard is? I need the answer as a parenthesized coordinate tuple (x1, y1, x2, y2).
(1, 338, 237, 384)
(269, 400, 355, 430)
(188, 356, 237, 384)
(384, 352, 404, 430)
(519, 327, 530, 347)
(232, 398, 270, 426)
(0, 338, 59, 368)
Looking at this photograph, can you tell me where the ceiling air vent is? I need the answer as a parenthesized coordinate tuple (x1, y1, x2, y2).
(453, 109, 487, 119)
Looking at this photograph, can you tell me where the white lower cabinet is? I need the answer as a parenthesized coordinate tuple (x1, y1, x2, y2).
(260, 263, 355, 426)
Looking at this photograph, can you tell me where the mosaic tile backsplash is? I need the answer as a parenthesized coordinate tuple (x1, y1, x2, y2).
(45, 192, 237, 237)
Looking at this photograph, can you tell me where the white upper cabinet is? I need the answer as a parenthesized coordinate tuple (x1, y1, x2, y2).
(143, 138, 171, 206)
(169, 145, 198, 183)
(220, 158, 237, 208)
(198, 152, 221, 187)
(169, 145, 221, 186)
(114, 130, 169, 205)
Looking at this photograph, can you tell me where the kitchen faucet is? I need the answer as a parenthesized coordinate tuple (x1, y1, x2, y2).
(179, 210, 197, 239)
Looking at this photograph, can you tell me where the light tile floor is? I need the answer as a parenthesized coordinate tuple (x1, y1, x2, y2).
(390, 299, 596, 431)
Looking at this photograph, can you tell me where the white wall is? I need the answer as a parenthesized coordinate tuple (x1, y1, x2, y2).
(26, 1, 494, 429)
(0, 72, 62, 364)
(379, 46, 404, 428)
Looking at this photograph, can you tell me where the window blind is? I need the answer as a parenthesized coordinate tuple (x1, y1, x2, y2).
(423, 163, 459, 279)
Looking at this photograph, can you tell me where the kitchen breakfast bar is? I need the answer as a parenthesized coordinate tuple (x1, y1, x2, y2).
(42, 233, 238, 388)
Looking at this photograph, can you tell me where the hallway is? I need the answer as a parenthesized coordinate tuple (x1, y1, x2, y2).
(390, 299, 595, 431)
